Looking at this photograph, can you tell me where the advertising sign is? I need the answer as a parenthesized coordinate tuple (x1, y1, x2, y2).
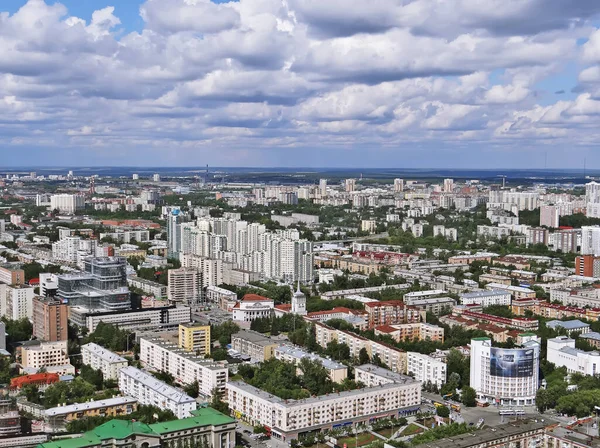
(489, 348, 534, 377)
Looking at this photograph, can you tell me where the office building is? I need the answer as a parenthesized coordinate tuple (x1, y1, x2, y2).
(39, 407, 236, 448)
(81, 343, 129, 380)
(547, 336, 600, 376)
(167, 268, 201, 304)
(140, 337, 228, 397)
(39, 273, 58, 297)
(21, 340, 74, 375)
(57, 256, 130, 311)
(69, 304, 191, 332)
(119, 366, 196, 419)
(50, 194, 85, 214)
(0, 265, 25, 286)
(407, 352, 447, 388)
(232, 294, 274, 322)
(179, 323, 211, 355)
(231, 330, 278, 362)
(32, 297, 68, 342)
(460, 290, 511, 307)
(274, 344, 348, 383)
(540, 205, 560, 228)
(470, 336, 540, 405)
(228, 366, 419, 441)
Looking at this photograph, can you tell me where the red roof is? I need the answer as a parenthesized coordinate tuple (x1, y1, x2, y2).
(29, 278, 40, 285)
(241, 294, 271, 302)
(275, 304, 292, 311)
(11, 373, 59, 388)
(374, 324, 399, 333)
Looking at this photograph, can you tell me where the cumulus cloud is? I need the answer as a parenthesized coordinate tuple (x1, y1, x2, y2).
(1, 0, 600, 165)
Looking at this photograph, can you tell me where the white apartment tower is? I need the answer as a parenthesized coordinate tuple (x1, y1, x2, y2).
(319, 179, 327, 198)
(586, 181, 600, 218)
(50, 194, 85, 214)
(394, 178, 404, 193)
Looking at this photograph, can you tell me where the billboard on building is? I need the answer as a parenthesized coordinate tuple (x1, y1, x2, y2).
(489, 347, 534, 377)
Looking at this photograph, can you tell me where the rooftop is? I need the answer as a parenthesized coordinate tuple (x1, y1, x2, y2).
(547, 319, 590, 330)
(81, 343, 127, 364)
(275, 344, 346, 371)
(120, 366, 196, 404)
(460, 289, 510, 298)
(412, 420, 550, 448)
(45, 396, 137, 417)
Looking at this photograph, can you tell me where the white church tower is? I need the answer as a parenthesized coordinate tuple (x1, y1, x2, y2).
(291, 281, 307, 315)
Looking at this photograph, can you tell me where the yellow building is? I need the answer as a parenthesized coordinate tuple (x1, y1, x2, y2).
(179, 323, 211, 356)
(45, 397, 137, 424)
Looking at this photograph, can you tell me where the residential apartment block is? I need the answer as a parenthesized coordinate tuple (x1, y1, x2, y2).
(231, 330, 279, 362)
(139, 337, 228, 397)
(81, 343, 129, 380)
(118, 366, 197, 419)
(179, 323, 211, 356)
(406, 352, 447, 388)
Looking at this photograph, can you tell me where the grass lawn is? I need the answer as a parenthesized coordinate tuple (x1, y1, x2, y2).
(374, 428, 394, 438)
(337, 432, 377, 448)
(400, 424, 424, 436)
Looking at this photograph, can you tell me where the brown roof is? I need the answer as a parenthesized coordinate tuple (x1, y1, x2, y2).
(241, 294, 272, 302)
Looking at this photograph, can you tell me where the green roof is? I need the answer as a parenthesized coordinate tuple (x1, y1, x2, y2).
(38, 407, 234, 448)
(472, 337, 491, 341)
(519, 332, 537, 336)
(150, 407, 235, 434)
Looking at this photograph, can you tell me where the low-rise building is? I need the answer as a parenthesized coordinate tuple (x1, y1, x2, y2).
(44, 396, 137, 427)
(406, 352, 447, 388)
(364, 300, 423, 328)
(69, 305, 191, 332)
(375, 323, 444, 343)
(485, 283, 536, 299)
(39, 407, 236, 448)
(547, 319, 590, 335)
(460, 289, 511, 307)
(206, 286, 238, 310)
(20, 340, 74, 375)
(274, 345, 347, 383)
(231, 330, 278, 362)
(127, 276, 167, 299)
(139, 337, 228, 397)
(547, 336, 600, 376)
(118, 366, 197, 419)
(232, 294, 274, 322)
(227, 366, 420, 441)
(402, 297, 456, 315)
(81, 343, 129, 380)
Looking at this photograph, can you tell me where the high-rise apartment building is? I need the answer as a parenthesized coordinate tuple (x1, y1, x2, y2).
(586, 181, 600, 218)
(443, 178, 454, 193)
(393, 178, 404, 193)
(1, 285, 34, 320)
(50, 194, 85, 214)
(167, 209, 182, 259)
(168, 268, 201, 304)
(540, 205, 560, 228)
(319, 179, 327, 197)
(0, 265, 25, 286)
(575, 255, 600, 278)
(39, 273, 59, 297)
(581, 226, 600, 256)
(345, 178, 356, 192)
(32, 296, 68, 342)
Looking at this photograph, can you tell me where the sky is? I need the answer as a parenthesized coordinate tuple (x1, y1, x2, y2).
(2, 0, 600, 168)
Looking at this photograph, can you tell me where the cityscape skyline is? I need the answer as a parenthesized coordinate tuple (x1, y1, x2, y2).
(2, 0, 600, 167)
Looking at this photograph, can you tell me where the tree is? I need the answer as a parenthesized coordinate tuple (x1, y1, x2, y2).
(184, 381, 199, 398)
(359, 347, 370, 365)
(461, 386, 477, 407)
(80, 365, 104, 390)
(436, 405, 450, 418)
